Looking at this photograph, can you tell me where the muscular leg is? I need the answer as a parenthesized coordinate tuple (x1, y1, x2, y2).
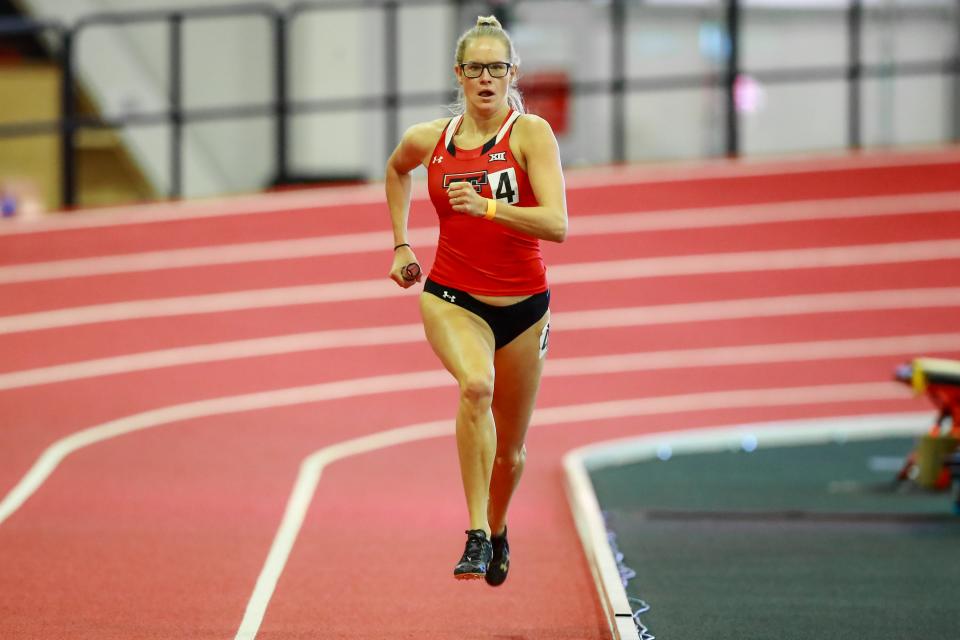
(420, 292, 497, 537)
(487, 309, 550, 536)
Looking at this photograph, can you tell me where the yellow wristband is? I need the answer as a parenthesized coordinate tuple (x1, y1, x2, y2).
(484, 198, 497, 220)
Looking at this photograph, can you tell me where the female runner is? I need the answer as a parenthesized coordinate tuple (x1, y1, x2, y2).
(385, 15, 567, 585)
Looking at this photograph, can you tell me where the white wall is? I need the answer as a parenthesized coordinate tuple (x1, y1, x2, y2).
(738, 1, 958, 154)
(624, 5, 728, 160)
(17, 0, 959, 198)
(861, 0, 959, 146)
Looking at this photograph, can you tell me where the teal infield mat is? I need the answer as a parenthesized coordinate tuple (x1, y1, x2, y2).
(589, 432, 960, 640)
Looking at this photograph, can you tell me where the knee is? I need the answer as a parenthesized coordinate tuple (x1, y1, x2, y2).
(459, 373, 494, 409)
(495, 445, 526, 471)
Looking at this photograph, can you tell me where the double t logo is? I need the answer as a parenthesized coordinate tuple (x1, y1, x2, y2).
(443, 171, 488, 193)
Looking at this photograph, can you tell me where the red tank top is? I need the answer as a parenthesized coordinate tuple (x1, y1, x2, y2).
(426, 110, 547, 296)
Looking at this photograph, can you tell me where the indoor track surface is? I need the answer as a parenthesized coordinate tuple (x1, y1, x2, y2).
(1, 148, 959, 639)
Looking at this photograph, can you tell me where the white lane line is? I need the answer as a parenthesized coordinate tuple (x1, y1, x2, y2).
(2, 191, 958, 284)
(0, 370, 446, 528)
(232, 417, 452, 640)
(562, 148, 960, 189)
(233, 383, 915, 640)
(556, 286, 960, 330)
(0, 325, 425, 391)
(561, 411, 928, 640)
(3, 331, 954, 528)
(571, 190, 959, 236)
(0, 228, 430, 285)
(0, 183, 399, 236)
(3, 287, 960, 391)
(2, 239, 959, 337)
(548, 239, 960, 284)
(2, 149, 957, 236)
(544, 332, 960, 376)
(0, 279, 400, 336)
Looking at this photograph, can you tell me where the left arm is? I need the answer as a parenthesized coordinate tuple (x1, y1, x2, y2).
(447, 114, 568, 243)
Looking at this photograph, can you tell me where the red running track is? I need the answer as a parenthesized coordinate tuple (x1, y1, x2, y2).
(0, 149, 959, 639)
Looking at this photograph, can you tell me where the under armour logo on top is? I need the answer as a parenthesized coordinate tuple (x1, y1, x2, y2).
(442, 291, 456, 303)
(488, 151, 506, 162)
(432, 155, 443, 164)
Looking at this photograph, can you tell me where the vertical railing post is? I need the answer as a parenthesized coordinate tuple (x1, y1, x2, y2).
(384, 1, 400, 161)
(274, 11, 289, 186)
(59, 28, 77, 208)
(450, 0, 466, 110)
(724, 0, 741, 158)
(610, 0, 627, 164)
(953, 0, 960, 142)
(847, 0, 863, 150)
(169, 12, 183, 199)
(451, 0, 465, 55)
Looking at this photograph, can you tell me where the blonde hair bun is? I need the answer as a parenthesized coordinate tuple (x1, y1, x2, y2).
(476, 15, 502, 29)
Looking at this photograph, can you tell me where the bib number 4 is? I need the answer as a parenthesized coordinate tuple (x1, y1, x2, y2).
(488, 167, 520, 205)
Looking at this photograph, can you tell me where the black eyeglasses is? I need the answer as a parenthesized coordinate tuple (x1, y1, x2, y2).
(459, 61, 512, 79)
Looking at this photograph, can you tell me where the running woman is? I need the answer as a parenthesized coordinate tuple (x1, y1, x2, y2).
(385, 15, 567, 585)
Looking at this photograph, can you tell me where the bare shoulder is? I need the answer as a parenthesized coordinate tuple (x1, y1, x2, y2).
(510, 114, 559, 169)
(390, 117, 450, 170)
(402, 118, 449, 155)
(513, 113, 557, 143)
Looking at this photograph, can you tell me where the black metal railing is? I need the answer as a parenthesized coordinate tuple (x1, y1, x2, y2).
(0, 0, 957, 208)
(68, 3, 281, 206)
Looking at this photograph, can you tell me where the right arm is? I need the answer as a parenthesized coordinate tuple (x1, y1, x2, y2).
(385, 119, 446, 288)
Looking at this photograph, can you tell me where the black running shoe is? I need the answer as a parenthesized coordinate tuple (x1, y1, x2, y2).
(485, 526, 510, 586)
(454, 529, 492, 580)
